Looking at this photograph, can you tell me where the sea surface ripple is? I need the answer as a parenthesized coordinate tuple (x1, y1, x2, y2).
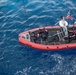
(0, 0, 76, 75)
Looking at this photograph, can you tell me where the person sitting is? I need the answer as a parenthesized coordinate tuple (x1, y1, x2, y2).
(64, 30, 76, 43)
(34, 33, 40, 43)
(42, 28, 48, 40)
(59, 16, 68, 37)
(39, 28, 48, 44)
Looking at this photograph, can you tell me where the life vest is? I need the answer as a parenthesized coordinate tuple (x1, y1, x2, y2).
(35, 33, 39, 37)
(44, 29, 48, 32)
(43, 29, 48, 33)
(73, 30, 76, 34)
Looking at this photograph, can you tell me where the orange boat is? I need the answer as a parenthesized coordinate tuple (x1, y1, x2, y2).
(18, 25, 76, 51)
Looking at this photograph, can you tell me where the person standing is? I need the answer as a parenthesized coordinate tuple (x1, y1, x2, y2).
(59, 16, 68, 37)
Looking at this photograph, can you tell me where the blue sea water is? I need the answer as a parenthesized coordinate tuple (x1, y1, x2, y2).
(0, 0, 76, 75)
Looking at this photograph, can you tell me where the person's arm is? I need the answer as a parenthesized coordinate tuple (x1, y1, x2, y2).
(59, 21, 63, 27)
(65, 21, 68, 27)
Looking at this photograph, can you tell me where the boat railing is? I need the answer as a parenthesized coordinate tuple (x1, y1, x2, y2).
(48, 31, 64, 43)
(48, 31, 63, 38)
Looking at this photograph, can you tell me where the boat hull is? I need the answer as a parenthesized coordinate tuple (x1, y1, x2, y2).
(18, 25, 76, 51)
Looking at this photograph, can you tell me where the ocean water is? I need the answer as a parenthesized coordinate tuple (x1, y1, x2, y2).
(0, 0, 76, 75)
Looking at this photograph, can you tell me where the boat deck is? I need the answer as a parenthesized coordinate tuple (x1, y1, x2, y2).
(30, 27, 76, 45)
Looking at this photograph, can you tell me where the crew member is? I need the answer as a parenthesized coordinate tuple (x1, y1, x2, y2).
(59, 16, 68, 37)
(34, 33, 40, 43)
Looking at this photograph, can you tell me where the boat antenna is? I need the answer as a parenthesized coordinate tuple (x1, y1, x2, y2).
(67, 10, 70, 15)
(67, 10, 76, 21)
(67, 10, 76, 31)
(55, 21, 59, 25)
